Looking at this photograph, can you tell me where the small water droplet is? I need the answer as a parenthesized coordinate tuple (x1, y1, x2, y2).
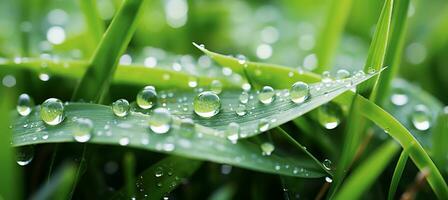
(40, 98, 64, 125)
(239, 91, 249, 104)
(17, 93, 34, 116)
(16, 146, 34, 166)
(149, 108, 172, 134)
(188, 77, 198, 88)
(336, 69, 350, 79)
(119, 137, 130, 146)
(112, 99, 130, 117)
(210, 80, 223, 94)
(390, 93, 408, 106)
(236, 54, 247, 65)
(258, 86, 275, 104)
(155, 166, 164, 177)
(322, 159, 332, 170)
(318, 103, 342, 130)
(260, 142, 275, 156)
(193, 91, 220, 118)
(73, 118, 93, 143)
(235, 104, 247, 116)
(180, 118, 195, 138)
(325, 176, 333, 183)
(290, 82, 310, 104)
(136, 86, 157, 109)
(226, 122, 239, 144)
(258, 119, 270, 132)
(411, 104, 431, 131)
(322, 71, 332, 83)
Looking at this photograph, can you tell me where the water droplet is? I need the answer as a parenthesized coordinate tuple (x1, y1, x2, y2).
(290, 82, 310, 104)
(239, 91, 249, 104)
(226, 122, 239, 144)
(188, 77, 198, 88)
(318, 103, 342, 130)
(336, 69, 350, 79)
(193, 91, 220, 118)
(236, 54, 247, 65)
(411, 104, 431, 131)
(260, 142, 275, 156)
(136, 86, 157, 109)
(180, 118, 195, 137)
(367, 67, 376, 74)
(16, 146, 34, 166)
(258, 86, 275, 104)
(258, 119, 270, 132)
(73, 118, 93, 143)
(322, 159, 332, 170)
(390, 93, 408, 106)
(112, 99, 130, 117)
(17, 93, 34, 116)
(40, 98, 64, 126)
(119, 137, 130, 146)
(149, 108, 172, 134)
(235, 104, 246, 116)
(210, 80, 223, 94)
(325, 177, 333, 183)
(322, 71, 332, 83)
(155, 166, 164, 177)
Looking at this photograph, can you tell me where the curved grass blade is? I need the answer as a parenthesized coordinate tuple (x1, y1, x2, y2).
(30, 163, 77, 200)
(0, 59, 241, 90)
(79, 0, 105, 56)
(11, 103, 325, 178)
(73, 0, 145, 102)
(113, 156, 201, 199)
(334, 140, 400, 200)
(388, 150, 409, 200)
(209, 184, 236, 200)
(432, 108, 448, 172)
(314, 0, 353, 73)
(123, 152, 136, 199)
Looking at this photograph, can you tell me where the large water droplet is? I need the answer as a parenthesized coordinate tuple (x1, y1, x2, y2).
(226, 122, 240, 144)
(40, 98, 64, 125)
(322, 158, 332, 170)
(112, 99, 130, 117)
(73, 118, 93, 143)
(16, 146, 34, 166)
(260, 142, 275, 156)
(258, 119, 270, 132)
(137, 86, 157, 109)
(149, 108, 172, 134)
(411, 104, 431, 131)
(318, 103, 342, 130)
(210, 80, 223, 94)
(290, 82, 310, 104)
(17, 93, 34, 116)
(235, 104, 247, 116)
(258, 86, 275, 104)
(239, 91, 249, 104)
(336, 69, 350, 80)
(193, 91, 220, 118)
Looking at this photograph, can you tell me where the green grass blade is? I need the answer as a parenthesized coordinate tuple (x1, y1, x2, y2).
(0, 89, 21, 200)
(314, 0, 353, 73)
(78, 0, 105, 56)
(432, 108, 448, 171)
(373, 0, 410, 105)
(11, 103, 326, 178)
(0, 59, 241, 90)
(113, 156, 201, 199)
(209, 184, 236, 200)
(30, 163, 77, 200)
(72, 0, 145, 102)
(334, 140, 400, 200)
(358, 0, 393, 97)
(123, 152, 136, 199)
(388, 150, 409, 200)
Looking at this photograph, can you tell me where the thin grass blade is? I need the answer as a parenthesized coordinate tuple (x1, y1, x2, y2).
(388, 150, 409, 200)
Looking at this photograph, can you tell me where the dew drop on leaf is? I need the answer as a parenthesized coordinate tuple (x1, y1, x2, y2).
(16, 146, 34, 166)
(322, 71, 332, 83)
(258, 119, 270, 132)
(226, 122, 239, 144)
(411, 104, 431, 131)
(17, 93, 34, 116)
(72, 118, 93, 143)
(322, 158, 332, 170)
(390, 93, 408, 106)
(336, 69, 350, 80)
(112, 99, 130, 117)
(235, 104, 246, 116)
(290, 81, 310, 104)
(260, 142, 275, 156)
(180, 118, 195, 137)
(210, 80, 223, 94)
(193, 91, 220, 118)
(149, 108, 172, 134)
(239, 91, 249, 104)
(40, 98, 64, 126)
(258, 86, 275, 104)
(318, 103, 342, 130)
(119, 137, 130, 146)
(155, 166, 163, 177)
(136, 86, 157, 109)
(325, 176, 333, 183)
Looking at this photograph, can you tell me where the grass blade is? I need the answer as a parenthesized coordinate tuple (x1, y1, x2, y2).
(0, 89, 21, 200)
(334, 140, 400, 200)
(432, 108, 448, 172)
(78, 0, 105, 56)
(314, 0, 353, 73)
(30, 163, 77, 200)
(72, 0, 145, 102)
(123, 152, 136, 199)
(388, 150, 409, 200)
(113, 156, 202, 199)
